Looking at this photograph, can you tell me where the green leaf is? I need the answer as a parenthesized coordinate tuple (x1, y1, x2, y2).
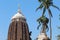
(37, 24, 41, 30)
(36, 3, 43, 11)
(37, 17, 41, 22)
(48, 8, 53, 17)
(38, 0, 42, 2)
(46, 24, 49, 32)
(52, 4, 60, 11)
(38, 0, 45, 2)
(42, 7, 46, 16)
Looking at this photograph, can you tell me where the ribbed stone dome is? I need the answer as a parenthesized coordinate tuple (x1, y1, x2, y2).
(11, 9, 25, 20)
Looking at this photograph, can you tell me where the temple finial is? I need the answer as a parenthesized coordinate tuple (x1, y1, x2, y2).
(17, 4, 21, 13)
(18, 4, 20, 10)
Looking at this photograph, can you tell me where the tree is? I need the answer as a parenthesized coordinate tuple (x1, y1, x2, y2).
(36, 0, 60, 40)
(37, 16, 49, 33)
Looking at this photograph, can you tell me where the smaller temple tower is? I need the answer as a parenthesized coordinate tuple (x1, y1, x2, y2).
(8, 8, 30, 40)
(37, 33, 50, 40)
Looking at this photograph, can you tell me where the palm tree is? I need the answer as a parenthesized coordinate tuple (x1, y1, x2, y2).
(36, 0, 60, 40)
(37, 16, 49, 33)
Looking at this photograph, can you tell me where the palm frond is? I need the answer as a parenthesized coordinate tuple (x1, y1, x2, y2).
(38, 0, 45, 2)
(52, 4, 60, 11)
(37, 19, 40, 23)
(42, 7, 46, 16)
(37, 17, 41, 23)
(38, 0, 42, 2)
(37, 18, 41, 30)
(37, 24, 41, 30)
(48, 8, 53, 17)
(36, 3, 43, 11)
(46, 24, 49, 32)
(49, 0, 53, 1)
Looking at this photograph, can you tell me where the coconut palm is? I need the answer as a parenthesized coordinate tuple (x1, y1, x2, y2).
(36, 0, 60, 40)
(37, 16, 49, 33)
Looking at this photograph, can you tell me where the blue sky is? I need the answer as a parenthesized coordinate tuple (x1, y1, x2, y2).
(0, 0, 60, 40)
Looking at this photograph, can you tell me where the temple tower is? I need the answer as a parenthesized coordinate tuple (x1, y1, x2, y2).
(37, 33, 50, 40)
(8, 9, 30, 40)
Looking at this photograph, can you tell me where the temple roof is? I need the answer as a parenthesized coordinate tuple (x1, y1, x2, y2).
(11, 9, 25, 20)
(37, 33, 49, 40)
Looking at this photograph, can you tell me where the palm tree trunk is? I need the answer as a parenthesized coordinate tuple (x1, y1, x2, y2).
(42, 23, 46, 34)
(49, 15, 52, 40)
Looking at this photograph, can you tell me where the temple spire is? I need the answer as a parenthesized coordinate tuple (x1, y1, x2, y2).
(8, 4, 30, 40)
